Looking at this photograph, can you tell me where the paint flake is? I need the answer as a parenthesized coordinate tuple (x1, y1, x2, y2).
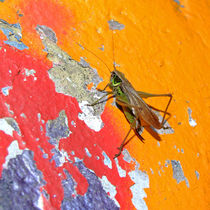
(171, 160, 189, 187)
(114, 158, 126, 177)
(102, 151, 112, 169)
(187, 107, 197, 127)
(99, 176, 120, 208)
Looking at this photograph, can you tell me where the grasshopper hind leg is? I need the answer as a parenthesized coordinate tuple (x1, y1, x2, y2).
(114, 120, 144, 158)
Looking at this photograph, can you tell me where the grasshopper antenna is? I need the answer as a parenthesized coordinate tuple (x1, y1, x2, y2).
(76, 42, 111, 73)
(112, 30, 117, 70)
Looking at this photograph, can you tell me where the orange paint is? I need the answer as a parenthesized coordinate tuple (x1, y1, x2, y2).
(0, 0, 209, 209)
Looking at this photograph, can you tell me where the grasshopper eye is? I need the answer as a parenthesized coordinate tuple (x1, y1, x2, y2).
(112, 74, 122, 86)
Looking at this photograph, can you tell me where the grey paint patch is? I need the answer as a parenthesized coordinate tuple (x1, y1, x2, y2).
(102, 151, 112, 169)
(46, 110, 70, 146)
(114, 158, 126, 178)
(1, 86, 12, 96)
(195, 171, 200, 179)
(171, 160, 189, 187)
(108, 20, 125, 30)
(187, 107, 197, 127)
(0, 117, 21, 136)
(0, 150, 45, 210)
(151, 111, 174, 134)
(0, 19, 28, 50)
(36, 25, 105, 132)
(46, 110, 71, 166)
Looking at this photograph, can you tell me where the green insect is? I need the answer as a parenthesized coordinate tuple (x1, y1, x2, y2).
(77, 42, 172, 158)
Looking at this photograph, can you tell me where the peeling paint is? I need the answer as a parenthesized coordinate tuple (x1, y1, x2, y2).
(195, 170, 200, 180)
(0, 150, 45, 209)
(0, 19, 28, 50)
(0, 117, 21, 136)
(171, 160, 189, 187)
(122, 149, 149, 209)
(114, 158, 126, 178)
(46, 110, 71, 146)
(61, 162, 119, 209)
(78, 101, 104, 132)
(99, 175, 120, 207)
(108, 19, 125, 30)
(84, 147, 92, 157)
(1, 86, 12, 96)
(128, 168, 149, 210)
(3, 140, 24, 168)
(51, 148, 70, 167)
(102, 151, 112, 169)
(36, 25, 106, 132)
(187, 107, 197, 127)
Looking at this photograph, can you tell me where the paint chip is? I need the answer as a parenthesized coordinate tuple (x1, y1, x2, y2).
(187, 107, 197, 127)
(171, 160, 189, 187)
(108, 20, 125, 30)
(102, 151, 112, 169)
(114, 158, 126, 178)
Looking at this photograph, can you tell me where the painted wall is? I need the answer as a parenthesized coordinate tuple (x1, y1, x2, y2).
(0, 0, 209, 209)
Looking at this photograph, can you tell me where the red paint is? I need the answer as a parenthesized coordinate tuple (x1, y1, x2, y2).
(0, 44, 134, 209)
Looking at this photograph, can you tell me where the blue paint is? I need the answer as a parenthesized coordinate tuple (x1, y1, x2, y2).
(61, 162, 119, 209)
(173, 0, 184, 8)
(0, 20, 29, 50)
(0, 150, 46, 209)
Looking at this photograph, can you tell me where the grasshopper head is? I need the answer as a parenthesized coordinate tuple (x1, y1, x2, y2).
(110, 70, 123, 88)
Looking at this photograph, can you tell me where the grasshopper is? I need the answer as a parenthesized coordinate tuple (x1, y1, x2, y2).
(77, 42, 172, 158)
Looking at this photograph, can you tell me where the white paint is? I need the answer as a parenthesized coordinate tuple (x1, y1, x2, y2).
(0, 118, 15, 136)
(187, 107, 197, 127)
(3, 140, 24, 168)
(57, 149, 69, 167)
(122, 149, 149, 210)
(78, 101, 104, 132)
(128, 169, 149, 210)
(85, 147, 92, 157)
(114, 158, 126, 177)
(102, 151, 112, 169)
(24, 68, 37, 80)
(1, 86, 12, 96)
(36, 194, 44, 210)
(99, 176, 120, 208)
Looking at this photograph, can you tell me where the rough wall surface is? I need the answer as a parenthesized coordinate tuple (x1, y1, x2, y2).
(0, 0, 209, 209)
